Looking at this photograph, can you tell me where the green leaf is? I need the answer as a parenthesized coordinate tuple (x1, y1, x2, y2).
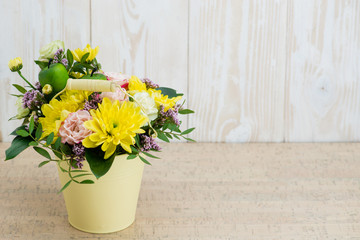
(85, 147, 116, 179)
(54, 137, 61, 150)
(80, 179, 94, 184)
(130, 146, 139, 154)
(5, 136, 32, 160)
(127, 154, 137, 160)
(60, 143, 72, 155)
(10, 126, 27, 136)
(80, 52, 90, 63)
(181, 127, 195, 135)
(35, 124, 43, 140)
(184, 137, 196, 142)
(46, 132, 54, 145)
(139, 155, 152, 165)
(38, 160, 50, 167)
(178, 109, 195, 115)
(52, 150, 62, 160)
(28, 117, 34, 134)
(135, 134, 141, 148)
(10, 94, 23, 97)
(165, 132, 173, 139)
(70, 169, 88, 173)
(156, 87, 183, 98)
(29, 141, 38, 146)
(72, 173, 92, 178)
(142, 151, 160, 159)
(16, 129, 29, 137)
(58, 180, 72, 193)
(157, 131, 170, 143)
(168, 123, 181, 133)
(71, 63, 86, 74)
(173, 134, 180, 140)
(12, 84, 27, 94)
(34, 60, 48, 70)
(33, 147, 51, 160)
(66, 49, 73, 70)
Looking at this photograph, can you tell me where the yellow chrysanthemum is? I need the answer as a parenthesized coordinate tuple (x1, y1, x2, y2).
(8, 57, 23, 72)
(148, 89, 182, 111)
(128, 75, 147, 95)
(38, 99, 79, 141)
(71, 44, 99, 62)
(60, 90, 92, 108)
(82, 98, 148, 159)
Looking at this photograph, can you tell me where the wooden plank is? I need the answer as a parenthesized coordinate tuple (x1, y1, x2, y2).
(285, 0, 360, 142)
(90, 0, 188, 111)
(0, 0, 91, 142)
(188, 0, 287, 142)
(1, 142, 360, 238)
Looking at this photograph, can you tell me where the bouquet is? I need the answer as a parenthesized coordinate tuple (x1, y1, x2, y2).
(6, 40, 195, 192)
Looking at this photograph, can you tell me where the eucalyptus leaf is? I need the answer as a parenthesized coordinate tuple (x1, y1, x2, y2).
(80, 52, 90, 63)
(142, 151, 160, 159)
(54, 137, 61, 150)
(16, 129, 29, 137)
(33, 147, 51, 160)
(178, 109, 195, 115)
(38, 160, 50, 167)
(28, 117, 34, 134)
(58, 180, 72, 193)
(10, 126, 27, 136)
(156, 131, 170, 143)
(46, 132, 54, 145)
(35, 124, 43, 140)
(34, 60, 48, 70)
(181, 127, 195, 135)
(29, 141, 38, 146)
(12, 84, 27, 94)
(80, 179, 94, 184)
(139, 155, 151, 165)
(127, 154, 137, 160)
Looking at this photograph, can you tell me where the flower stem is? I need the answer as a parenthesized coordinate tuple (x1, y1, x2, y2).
(17, 71, 36, 89)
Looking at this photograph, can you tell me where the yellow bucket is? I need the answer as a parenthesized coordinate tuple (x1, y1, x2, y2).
(57, 155, 144, 233)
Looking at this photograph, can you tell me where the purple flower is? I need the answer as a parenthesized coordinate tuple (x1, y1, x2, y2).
(22, 89, 46, 110)
(142, 78, 159, 89)
(34, 82, 42, 90)
(140, 134, 161, 152)
(155, 104, 181, 126)
(61, 58, 68, 68)
(83, 92, 102, 111)
(72, 143, 85, 169)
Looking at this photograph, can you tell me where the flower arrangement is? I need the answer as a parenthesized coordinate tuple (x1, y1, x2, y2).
(6, 40, 195, 192)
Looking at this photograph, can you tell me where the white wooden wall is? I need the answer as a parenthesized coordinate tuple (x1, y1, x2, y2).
(1, 0, 359, 142)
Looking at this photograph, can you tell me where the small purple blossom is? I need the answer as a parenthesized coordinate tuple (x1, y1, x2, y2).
(140, 134, 161, 152)
(142, 78, 159, 89)
(156, 104, 181, 126)
(61, 58, 68, 68)
(72, 143, 85, 169)
(73, 143, 85, 156)
(34, 82, 42, 90)
(22, 89, 46, 110)
(83, 92, 102, 111)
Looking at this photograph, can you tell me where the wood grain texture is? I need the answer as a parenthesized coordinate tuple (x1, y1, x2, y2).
(285, 0, 360, 141)
(1, 142, 360, 239)
(0, 0, 90, 142)
(188, 0, 287, 142)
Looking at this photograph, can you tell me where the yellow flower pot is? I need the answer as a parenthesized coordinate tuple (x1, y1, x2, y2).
(57, 155, 144, 233)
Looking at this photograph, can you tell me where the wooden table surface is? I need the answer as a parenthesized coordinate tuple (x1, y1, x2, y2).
(0, 142, 360, 239)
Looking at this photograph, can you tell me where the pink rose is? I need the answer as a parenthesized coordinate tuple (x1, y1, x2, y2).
(104, 72, 130, 89)
(101, 72, 130, 103)
(58, 110, 93, 145)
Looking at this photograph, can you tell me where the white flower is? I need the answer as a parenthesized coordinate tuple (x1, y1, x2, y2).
(16, 97, 30, 119)
(39, 40, 64, 60)
(133, 92, 158, 122)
